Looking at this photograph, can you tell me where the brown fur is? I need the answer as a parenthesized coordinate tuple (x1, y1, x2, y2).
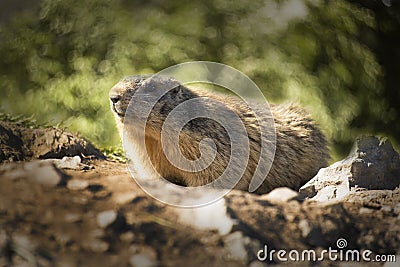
(109, 75, 329, 194)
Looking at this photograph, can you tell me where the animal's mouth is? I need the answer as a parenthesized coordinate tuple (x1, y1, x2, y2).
(111, 102, 125, 117)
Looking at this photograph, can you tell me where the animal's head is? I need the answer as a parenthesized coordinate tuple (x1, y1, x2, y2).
(109, 75, 197, 133)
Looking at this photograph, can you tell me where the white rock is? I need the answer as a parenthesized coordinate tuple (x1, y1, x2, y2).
(97, 210, 117, 228)
(260, 187, 299, 204)
(313, 185, 336, 202)
(299, 219, 311, 238)
(67, 179, 89, 190)
(174, 198, 234, 235)
(114, 192, 137, 205)
(359, 207, 374, 214)
(44, 156, 83, 170)
(2, 161, 63, 187)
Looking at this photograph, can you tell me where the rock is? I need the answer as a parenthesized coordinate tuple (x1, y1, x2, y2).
(223, 231, 249, 262)
(394, 203, 400, 215)
(64, 213, 82, 223)
(129, 254, 158, 267)
(67, 179, 89, 190)
(260, 187, 299, 204)
(359, 207, 374, 214)
(174, 198, 234, 235)
(96, 210, 126, 232)
(300, 136, 400, 201)
(381, 205, 392, 213)
(0, 161, 65, 187)
(0, 230, 9, 252)
(120, 231, 135, 242)
(11, 234, 36, 261)
(249, 261, 266, 267)
(97, 210, 118, 228)
(298, 219, 325, 246)
(43, 156, 89, 170)
(84, 238, 109, 253)
(312, 185, 336, 202)
(114, 192, 137, 205)
(298, 219, 311, 238)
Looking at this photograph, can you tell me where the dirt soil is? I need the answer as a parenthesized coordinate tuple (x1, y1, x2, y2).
(0, 121, 399, 267)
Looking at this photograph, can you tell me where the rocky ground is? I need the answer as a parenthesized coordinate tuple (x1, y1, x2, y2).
(0, 121, 399, 267)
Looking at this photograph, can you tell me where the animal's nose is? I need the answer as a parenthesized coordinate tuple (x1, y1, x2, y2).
(110, 95, 121, 104)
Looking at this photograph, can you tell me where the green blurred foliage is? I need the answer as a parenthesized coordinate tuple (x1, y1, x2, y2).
(0, 0, 398, 160)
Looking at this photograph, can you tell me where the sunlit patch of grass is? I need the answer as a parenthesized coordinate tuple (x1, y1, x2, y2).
(100, 145, 126, 163)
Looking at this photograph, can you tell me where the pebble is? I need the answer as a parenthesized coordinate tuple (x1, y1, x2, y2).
(129, 254, 157, 267)
(393, 203, 400, 215)
(359, 207, 374, 214)
(176, 198, 234, 235)
(64, 213, 82, 223)
(120, 232, 135, 242)
(223, 231, 249, 262)
(44, 156, 83, 170)
(67, 179, 89, 190)
(114, 192, 137, 205)
(381, 205, 392, 213)
(89, 229, 104, 239)
(299, 219, 311, 238)
(2, 160, 69, 187)
(260, 187, 299, 204)
(97, 210, 117, 228)
(86, 238, 109, 253)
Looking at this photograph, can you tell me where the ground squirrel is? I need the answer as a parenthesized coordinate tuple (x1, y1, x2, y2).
(110, 75, 329, 194)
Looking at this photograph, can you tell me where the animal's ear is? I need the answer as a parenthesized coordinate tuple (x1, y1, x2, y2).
(169, 85, 185, 100)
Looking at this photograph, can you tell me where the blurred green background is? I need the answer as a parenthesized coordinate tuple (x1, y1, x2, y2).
(1, 0, 399, 160)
